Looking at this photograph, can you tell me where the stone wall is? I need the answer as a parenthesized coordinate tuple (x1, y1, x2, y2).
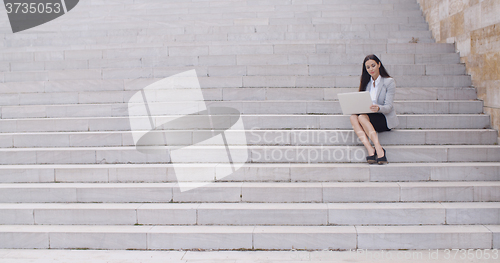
(418, 0, 500, 141)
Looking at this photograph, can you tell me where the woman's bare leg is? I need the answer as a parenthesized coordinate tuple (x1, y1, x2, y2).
(357, 115, 385, 158)
(350, 114, 375, 155)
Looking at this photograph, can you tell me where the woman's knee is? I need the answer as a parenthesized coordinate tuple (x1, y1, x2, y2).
(358, 114, 370, 123)
(350, 114, 359, 124)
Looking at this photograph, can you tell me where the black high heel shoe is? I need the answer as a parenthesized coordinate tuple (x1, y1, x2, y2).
(377, 148, 388, 165)
(366, 149, 377, 164)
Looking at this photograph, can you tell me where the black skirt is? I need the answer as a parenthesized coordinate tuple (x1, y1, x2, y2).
(367, 113, 391, 132)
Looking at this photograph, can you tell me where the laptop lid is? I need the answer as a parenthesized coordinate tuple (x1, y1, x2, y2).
(337, 92, 373, 115)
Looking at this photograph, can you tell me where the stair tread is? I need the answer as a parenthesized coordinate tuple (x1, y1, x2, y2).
(0, 181, 499, 187)
(0, 224, 496, 232)
(1, 202, 499, 208)
(0, 144, 498, 150)
(0, 161, 498, 168)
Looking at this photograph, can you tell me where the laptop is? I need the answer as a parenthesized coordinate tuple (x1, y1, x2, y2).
(337, 92, 374, 115)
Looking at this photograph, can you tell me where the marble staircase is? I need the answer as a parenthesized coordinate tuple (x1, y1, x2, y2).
(0, 0, 499, 250)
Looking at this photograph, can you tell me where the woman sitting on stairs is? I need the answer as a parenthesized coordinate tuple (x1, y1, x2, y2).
(350, 54, 399, 165)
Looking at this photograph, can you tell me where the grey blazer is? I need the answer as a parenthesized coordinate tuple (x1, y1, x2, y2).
(366, 77, 399, 129)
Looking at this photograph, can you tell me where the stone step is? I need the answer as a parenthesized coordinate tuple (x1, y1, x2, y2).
(0, 181, 499, 203)
(1, 73, 470, 89)
(66, 4, 422, 17)
(0, 145, 498, 165)
(1, 129, 495, 148)
(71, 3, 422, 13)
(40, 13, 424, 27)
(46, 8, 426, 21)
(87, 0, 421, 6)
(0, 100, 483, 119)
(12, 20, 431, 37)
(0, 52, 464, 76)
(29, 4, 424, 20)
(1, 162, 499, 183)
(0, 43, 456, 63)
(1, 33, 433, 50)
(2, 32, 434, 50)
(0, 7, 426, 26)
(85, 5, 422, 15)
(2, 19, 427, 33)
(2, 22, 430, 37)
(308, 64, 466, 76)
(0, 66, 469, 88)
(0, 88, 477, 106)
(0, 42, 452, 56)
(245, 87, 477, 101)
(0, 224, 496, 250)
(0, 23, 430, 46)
(0, 3, 421, 35)
(0, 87, 478, 103)
(0, 50, 460, 66)
(0, 114, 490, 133)
(1, 162, 499, 184)
(208, 75, 471, 88)
(4, 61, 466, 77)
(0, 202, 499, 226)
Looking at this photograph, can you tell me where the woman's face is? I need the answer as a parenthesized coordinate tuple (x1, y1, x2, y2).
(365, 59, 381, 78)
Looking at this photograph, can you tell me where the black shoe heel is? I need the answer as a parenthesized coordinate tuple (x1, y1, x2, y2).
(377, 148, 388, 165)
(366, 149, 377, 164)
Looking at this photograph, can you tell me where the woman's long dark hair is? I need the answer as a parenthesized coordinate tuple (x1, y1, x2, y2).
(359, 54, 391, 91)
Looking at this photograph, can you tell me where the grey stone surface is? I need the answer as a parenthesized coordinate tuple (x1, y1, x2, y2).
(328, 203, 445, 225)
(49, 226, 149, 250)
(0, 0, 497, 252)
(444, 203, 500, 225)
(241, 182, 323, 202)
(322, 182, 400, 202)
(172, 183, 242, 202)
(197, 203, 328, 225)
(357, 225, 493, 250)
(486, 225, 500, 249)
(253, 226, 356, 250)
(0, 228, 48, 249)
(137, 204, 199, 225)
(400, 182, 476, 202)
(148, 226, 253, 250)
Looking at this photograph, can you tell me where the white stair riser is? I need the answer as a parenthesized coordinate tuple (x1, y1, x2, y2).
(0, 146, 498, 164)
(0, 87, 477, 102)
(0, 164, 498, 183)
(3, 32, 434, 49)
(0, 100, 483, 119)
(1, 76, 471, 90)
(0, 225, 494, 250)
(2, 204, 499, 226)
(1, 130, 496, 148)
(3, 63, 467, 79)
(356, 226, 493, 249)
(0, 182, 498, 203)
(0, 115, 490, 133)
(0, 43, 454, 62)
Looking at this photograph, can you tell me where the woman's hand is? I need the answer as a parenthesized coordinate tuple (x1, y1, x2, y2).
(370, 104, 380, 112)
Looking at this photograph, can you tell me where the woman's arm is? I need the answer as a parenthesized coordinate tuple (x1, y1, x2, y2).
(378, 78, 395, 114)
